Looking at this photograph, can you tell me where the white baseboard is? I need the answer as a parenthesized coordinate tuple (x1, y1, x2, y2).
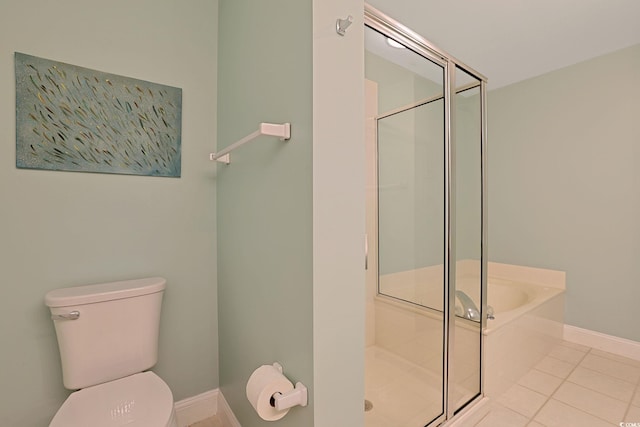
(216, 391, 241, 427)
(174, 388, 240, 427)
(175, 389, 217, 427)
(564, 324, 640, 361)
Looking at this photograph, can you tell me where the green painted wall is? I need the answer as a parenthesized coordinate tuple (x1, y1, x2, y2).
(0, 1, 219, 425)
(489, 43, 640, 341)
(217, 1, 366, 426)
(216, 1, 314, 426)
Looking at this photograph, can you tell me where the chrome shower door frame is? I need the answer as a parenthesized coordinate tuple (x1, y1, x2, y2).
(365, 4, 488, 425)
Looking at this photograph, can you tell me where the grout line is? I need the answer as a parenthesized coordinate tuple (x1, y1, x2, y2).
(475, 342, 640, 426)
(623, 371, 640, 421)
(545, 347, 633, 425)
(522, 346, 590, 424)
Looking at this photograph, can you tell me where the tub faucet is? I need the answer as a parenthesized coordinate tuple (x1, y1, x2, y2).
(455, 290, 480, 322)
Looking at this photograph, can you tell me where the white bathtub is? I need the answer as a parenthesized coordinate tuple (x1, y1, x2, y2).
(482, 275, 564, 397)
(484, 277, 563, 332)
(372, 262, 565, 398)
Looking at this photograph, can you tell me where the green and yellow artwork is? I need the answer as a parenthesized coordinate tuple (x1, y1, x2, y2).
(15, 52, 182, 177)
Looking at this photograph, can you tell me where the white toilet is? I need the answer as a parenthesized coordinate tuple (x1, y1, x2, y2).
(45, 277, 178, 427)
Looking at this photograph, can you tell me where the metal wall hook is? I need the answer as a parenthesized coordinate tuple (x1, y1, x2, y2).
(336, 15, 353, 36)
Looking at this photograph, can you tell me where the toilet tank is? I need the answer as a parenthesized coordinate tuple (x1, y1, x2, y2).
(45, 277, 166, 390)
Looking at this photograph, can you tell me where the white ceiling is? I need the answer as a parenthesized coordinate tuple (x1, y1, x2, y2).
(367, 0, 640, 90)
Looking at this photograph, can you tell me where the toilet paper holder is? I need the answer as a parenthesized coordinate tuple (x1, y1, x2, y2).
(269, 363, 308, 411)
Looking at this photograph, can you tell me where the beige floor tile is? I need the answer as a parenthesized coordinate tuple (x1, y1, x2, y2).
(535, 356, 576, 379)
(558, 340, 591, 353)
(567, 365, 636, 402)
(189, 415, 225, 427)
(626, 405, 640, 422)
(475, 403, 529, 427)
(367, 341, 640, 426)
(590, 348, 640, 368)
(580, 353, 640, 384)
(497, 384, 547, 418)
(518, 368, 563, 396)
(535, 399, 612, 427)
(553, 381, 627, 424)
(548, 344, 587, 364)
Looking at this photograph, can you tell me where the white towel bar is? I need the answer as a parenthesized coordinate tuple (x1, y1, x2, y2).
(210, 123, 291, 164)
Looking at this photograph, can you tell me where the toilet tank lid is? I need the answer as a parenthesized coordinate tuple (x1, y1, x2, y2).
(45, 277, 166, 308)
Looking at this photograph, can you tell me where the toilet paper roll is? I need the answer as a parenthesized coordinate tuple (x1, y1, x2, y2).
(246, 364, 295, 421)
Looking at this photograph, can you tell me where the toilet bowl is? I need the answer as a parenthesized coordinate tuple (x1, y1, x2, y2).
(49, 372, 177, 427)
(45, 277, 176, 427)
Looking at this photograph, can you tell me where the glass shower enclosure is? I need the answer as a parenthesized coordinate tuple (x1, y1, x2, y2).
(364, 5, 487, 426)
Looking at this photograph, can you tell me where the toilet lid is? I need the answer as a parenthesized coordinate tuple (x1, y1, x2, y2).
(50, 371, 174, 427)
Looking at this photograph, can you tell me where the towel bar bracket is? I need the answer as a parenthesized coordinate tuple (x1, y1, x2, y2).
(210, 122, 291, 165)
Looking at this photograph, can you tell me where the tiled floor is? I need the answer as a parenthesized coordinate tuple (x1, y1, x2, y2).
(191, 341, 640, 427)
(475, 340, 640, 426)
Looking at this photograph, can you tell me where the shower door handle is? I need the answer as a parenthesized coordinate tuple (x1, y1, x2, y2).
(364, 233, 369, 270)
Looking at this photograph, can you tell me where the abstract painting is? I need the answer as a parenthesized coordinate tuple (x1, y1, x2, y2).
(15, 52, 182, 177)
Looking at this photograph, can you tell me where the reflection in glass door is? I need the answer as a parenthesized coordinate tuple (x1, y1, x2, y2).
(365, 22, 447, 426)
(364, 5, 487, 426)
(452, 69, 483, 414)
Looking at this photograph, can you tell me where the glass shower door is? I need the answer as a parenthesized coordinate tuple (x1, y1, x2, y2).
(365, 23, 448, 426)
(365, 5, 488, 426)
(451, 68, 484, 413)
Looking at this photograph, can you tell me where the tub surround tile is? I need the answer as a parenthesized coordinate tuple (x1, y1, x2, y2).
(552, 381, 628, 423)
(517, 369, 563, 396)
(488, 262, 566, 290)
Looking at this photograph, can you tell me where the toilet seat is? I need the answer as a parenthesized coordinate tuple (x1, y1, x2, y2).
(49, 371, 176, 427)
